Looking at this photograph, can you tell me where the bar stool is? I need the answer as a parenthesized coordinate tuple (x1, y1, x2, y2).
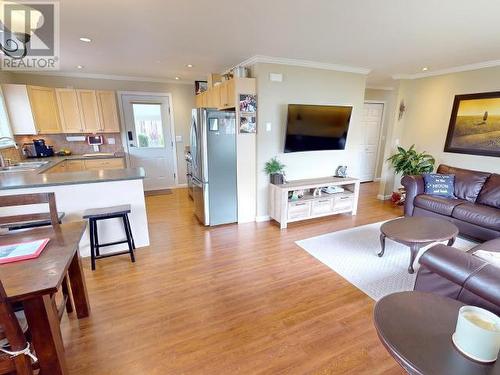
(83, 204, 136, 271)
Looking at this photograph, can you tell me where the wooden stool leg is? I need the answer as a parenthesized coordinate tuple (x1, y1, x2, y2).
(61, 275, 73, 313)
(89, 219, 96, 271)
(122, 215, 135, 263)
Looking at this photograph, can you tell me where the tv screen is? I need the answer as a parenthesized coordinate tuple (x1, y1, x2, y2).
(284, 104, 352, 152)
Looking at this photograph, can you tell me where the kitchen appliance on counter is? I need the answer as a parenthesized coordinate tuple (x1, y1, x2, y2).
(185, 146, 193, 200)
(190, 108, 237, 226)
(33, 139, 54, 157)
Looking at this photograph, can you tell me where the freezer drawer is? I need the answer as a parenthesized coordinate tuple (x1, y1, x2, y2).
(193, 178, 208, 225)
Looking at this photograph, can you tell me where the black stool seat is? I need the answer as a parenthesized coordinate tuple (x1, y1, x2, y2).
(83, 204, 135, 270)
(83, 204, 131, 219)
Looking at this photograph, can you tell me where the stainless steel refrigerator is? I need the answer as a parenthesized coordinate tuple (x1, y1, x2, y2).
(190, 108, 237, 226)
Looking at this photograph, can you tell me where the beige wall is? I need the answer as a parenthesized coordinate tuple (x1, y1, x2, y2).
(364, 88, 396, 179)
(3, 73, 195, 184)
(398, 67, 500, 173)
(252, 63, 367, 218)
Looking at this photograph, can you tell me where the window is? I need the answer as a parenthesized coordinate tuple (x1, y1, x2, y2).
(0, 88, 14, 149)
(131, 103, 164, 148)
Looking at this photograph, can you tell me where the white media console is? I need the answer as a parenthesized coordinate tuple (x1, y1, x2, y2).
(269, 176, 360, 229)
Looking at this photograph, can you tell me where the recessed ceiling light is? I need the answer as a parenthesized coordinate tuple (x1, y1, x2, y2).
(79, 37, 92, 43)
(175, 77, 180, 80)
(77, 65, 83, 69)
(422, 67, 429, 71)
(186, 64, 193, 68)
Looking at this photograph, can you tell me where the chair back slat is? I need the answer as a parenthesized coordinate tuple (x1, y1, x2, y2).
(0, 193, 60, 229)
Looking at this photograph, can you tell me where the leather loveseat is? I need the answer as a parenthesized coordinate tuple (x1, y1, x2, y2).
(414, 238, 500, 315)
(402, 164, 500, 242)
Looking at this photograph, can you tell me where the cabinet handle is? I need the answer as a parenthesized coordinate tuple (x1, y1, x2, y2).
(294, 202, 306, 206)
(318, 200, 330, 203)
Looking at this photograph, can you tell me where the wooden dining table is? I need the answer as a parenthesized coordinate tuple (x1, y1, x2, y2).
(0, 221, 90, 375)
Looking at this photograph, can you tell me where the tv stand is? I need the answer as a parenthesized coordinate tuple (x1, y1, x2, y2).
(269, 176, 360, 229)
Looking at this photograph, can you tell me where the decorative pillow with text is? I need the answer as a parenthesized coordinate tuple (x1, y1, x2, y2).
(423, 173, 455, 197)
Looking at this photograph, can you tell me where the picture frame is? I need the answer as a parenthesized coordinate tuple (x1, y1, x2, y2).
(239, 114, 256, 134)
(239, 94, 257, 113)
(195, 80, 208, 95)
(444, 91, 500, 157)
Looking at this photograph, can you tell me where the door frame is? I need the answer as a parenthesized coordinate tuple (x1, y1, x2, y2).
(117, 91, 179, 186)
(363, 100, 386, 181)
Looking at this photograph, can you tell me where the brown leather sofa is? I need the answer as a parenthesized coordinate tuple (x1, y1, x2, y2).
(402, 164, 500, 242)
(414, 238, 500, 315)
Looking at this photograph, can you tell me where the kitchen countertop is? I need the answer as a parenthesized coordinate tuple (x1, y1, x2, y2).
(0, 154, 145, 190)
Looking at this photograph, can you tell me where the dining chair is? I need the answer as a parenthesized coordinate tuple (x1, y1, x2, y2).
(0, 279, 35, 374)
(0, 192, 73, 317)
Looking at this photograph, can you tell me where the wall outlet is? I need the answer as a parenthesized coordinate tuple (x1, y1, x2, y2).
(107, 137, 116, 145)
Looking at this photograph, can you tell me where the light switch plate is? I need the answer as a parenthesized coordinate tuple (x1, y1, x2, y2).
(266, 122, 272, 131)
(175, 135, 183, 143)
(269, 73, 283, 82)
(107, 137, 116, 145)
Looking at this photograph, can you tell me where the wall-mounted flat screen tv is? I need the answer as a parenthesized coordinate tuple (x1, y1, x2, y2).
(284, 104, 353, 152)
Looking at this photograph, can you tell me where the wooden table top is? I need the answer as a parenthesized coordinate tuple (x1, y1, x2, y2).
(381, 217, 459, 243)
(0, 221, 86, 302)
(374, 292, 500, 375)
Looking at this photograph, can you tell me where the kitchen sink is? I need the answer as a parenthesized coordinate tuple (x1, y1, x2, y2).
(0, 161, 49, 173)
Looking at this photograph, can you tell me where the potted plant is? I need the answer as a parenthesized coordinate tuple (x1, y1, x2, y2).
(264, 157, 286, 185)
(387, 145, 435, 205)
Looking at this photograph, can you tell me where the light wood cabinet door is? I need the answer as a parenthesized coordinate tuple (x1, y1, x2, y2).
(27, 86, 62, 133)
(195, 93, 203, 108)
(96, 90, 120, 133)
(56, 88, 84, 133)
(84, 158, 125, 170)
(77, 90, 101, 133)
(219, 80, 235, 109)
(65, 159, 85, 172)
(207, 85, 221, 108)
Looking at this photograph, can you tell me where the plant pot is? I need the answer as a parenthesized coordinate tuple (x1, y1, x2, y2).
(270, 173, 284, 185)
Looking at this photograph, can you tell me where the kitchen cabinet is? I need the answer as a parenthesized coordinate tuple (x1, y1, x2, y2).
(2, 84, 37, 135)
(84, 158, 125, 170)
(77, 90, 101, 133)
(194, 78, 254, 110)
(207, 85, 221, 108)
(56, 88, 84, 133)
(96, 90, 121, 133)
(27, 86, 62, 134)
(219, 80, 235, 109)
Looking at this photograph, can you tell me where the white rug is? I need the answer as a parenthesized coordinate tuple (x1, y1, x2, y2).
(296, 221, 477, 301)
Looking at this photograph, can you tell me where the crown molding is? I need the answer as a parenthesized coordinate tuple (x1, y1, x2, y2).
(392, 59, 500, 80)
(235, 55, 371, 75)
(16, 71, 194, 85)
(366, 85, 394, 91)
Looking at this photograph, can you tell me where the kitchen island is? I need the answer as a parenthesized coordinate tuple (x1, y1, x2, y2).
(0, 155, 149, 257)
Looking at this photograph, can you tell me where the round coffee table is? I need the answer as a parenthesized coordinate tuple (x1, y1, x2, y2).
(374, 292, 500, 375)
(379, 217, 459, 274)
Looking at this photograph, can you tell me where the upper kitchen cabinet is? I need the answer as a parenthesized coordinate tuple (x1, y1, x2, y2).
(77, 89, 101, 133)
(219, 79, 235, 109)
(2, 84, 38, 135)
(56, 88, 84, 133)
(195, 78, 255, 110)
(27, 86, 62, 134)
(96, 90, 121, 133)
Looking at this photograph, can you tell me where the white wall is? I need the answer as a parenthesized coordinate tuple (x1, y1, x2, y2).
(4, 73, 195, 185)
(252, 63, 367, 218)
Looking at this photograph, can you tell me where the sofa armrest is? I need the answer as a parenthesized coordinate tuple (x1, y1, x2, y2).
(418, 244, 500, 308)
(401, 175, 425, 216)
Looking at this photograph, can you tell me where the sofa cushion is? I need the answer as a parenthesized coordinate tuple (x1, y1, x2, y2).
(423, 173, 455, 197)
(470, 238, 500, 254)
(477, 173, 500, 209)
(437, 165, 490, 202)
(414, 194, 466, 216)
(452, 202, 500, 231)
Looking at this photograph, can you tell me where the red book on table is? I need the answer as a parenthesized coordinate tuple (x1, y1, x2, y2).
(0, 238, 50, 264)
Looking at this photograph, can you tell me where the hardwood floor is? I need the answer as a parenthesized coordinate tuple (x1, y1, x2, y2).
(61, 182, 405, 374)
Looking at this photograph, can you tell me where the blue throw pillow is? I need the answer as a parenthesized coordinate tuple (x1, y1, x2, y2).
(423, 173, 455, 197)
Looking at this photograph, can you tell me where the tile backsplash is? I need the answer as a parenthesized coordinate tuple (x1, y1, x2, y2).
(14, 133, 124, 156)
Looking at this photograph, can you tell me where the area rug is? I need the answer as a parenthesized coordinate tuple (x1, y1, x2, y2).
(296, 221, 477, 300)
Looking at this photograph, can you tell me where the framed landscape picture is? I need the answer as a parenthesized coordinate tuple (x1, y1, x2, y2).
(444, 92, 500, 157)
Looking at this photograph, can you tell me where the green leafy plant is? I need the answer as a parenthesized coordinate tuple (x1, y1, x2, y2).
(387, 145, 435, 176)
(138, 134, 149, 148)
(264, 157, 285, 175)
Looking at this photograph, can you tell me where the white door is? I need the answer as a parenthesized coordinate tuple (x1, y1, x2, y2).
(121, 94, 176, 191)
(359, 102, 384, 182)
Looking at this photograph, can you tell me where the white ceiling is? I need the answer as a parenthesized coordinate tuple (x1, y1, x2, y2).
(58, 0, 500, 86)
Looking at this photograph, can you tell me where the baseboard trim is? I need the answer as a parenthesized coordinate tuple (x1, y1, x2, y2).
(255, 215, 271, 222)
(377, 194, 392, 201)
(171, 184, 187, 189)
